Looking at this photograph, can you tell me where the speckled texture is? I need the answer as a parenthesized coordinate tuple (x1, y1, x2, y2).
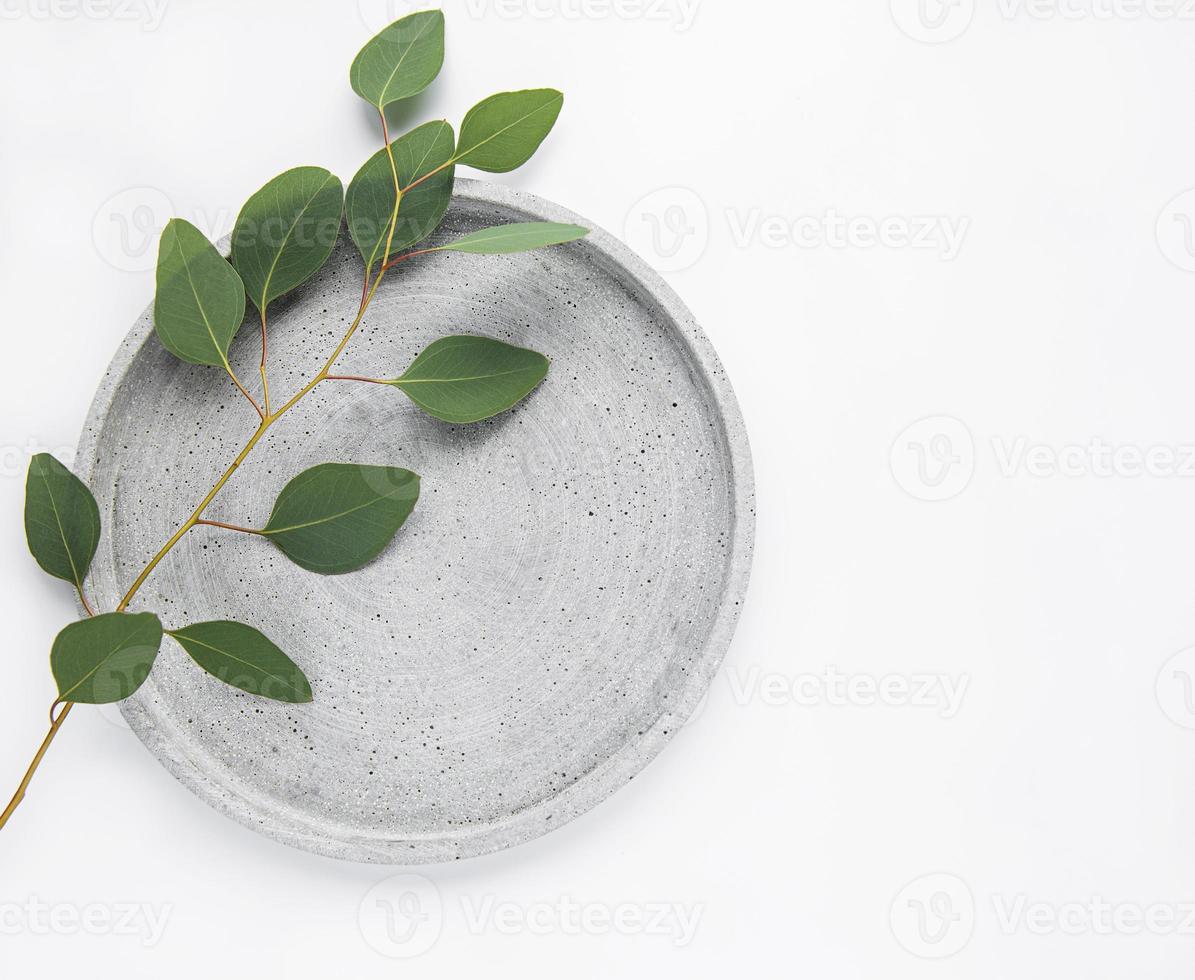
(76, 179, 755, 864)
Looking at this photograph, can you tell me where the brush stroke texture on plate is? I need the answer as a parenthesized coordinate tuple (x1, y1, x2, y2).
(77, 179, 754, 863)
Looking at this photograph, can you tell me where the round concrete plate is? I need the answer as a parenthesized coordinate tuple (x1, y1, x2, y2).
(77, 179, 755, 864)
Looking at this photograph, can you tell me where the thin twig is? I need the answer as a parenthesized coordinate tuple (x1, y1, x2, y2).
(225, 363, 265, 421)
(401, 158, 454, 195)
(194, 519, 265, 535)
(324, 375, 389, 385)
(379, 109, 402, 268)
(259, 310, 272, 417)
(382, 247, 438, 272)
(0, 703, 73, 832)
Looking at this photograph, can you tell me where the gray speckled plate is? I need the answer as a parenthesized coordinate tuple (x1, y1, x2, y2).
(77, 179, 754, 864)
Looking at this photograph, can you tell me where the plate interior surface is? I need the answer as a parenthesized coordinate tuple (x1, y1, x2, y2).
(79, 180, 754, 863)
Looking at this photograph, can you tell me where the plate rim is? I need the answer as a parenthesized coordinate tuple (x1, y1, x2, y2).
(76, 177, 756, 864)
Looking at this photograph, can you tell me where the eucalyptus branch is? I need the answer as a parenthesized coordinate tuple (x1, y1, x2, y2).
(399, 161, 450, 196)
(382, 247, 436, 271)
(3, 8, 590, 836)
(224, 362, 265, 420)
(378, 109, 403, 270)
(194, 519, 265, 535)
(0, 704, 74, 832)
(258, 310, 272, 417)
(0, 235, 396, 831)
(117, 268, 390, 614)
(324, 375, 390, 385)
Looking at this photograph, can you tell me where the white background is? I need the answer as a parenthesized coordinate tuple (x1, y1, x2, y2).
(3, 0, 1195, 975)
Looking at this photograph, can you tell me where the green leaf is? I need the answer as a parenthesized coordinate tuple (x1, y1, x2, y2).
(25, 454, 101, 593)
(433, 222, 589, 254)
(346, 120, 455, 274)
(154, 219, 247, 366)
(51, 612, 163, 705)
(168, 621, 313, 704)
(350, 9, 445, 110)
(230, 167, 344, 313)
(390, 336, 550, 424)
(456, 89, 564, 173)
(263, 464, 420, 575)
